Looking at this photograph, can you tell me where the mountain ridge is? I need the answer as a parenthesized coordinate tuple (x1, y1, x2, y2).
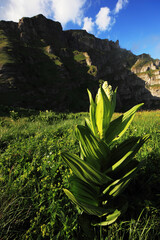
(0, 14, 160, 111)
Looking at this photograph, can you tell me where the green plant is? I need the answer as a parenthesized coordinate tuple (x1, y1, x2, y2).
(9, 110, 19, 120)
(61, 82, 149, 234)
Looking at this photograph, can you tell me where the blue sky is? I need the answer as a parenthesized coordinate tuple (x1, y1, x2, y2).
(0, 0, 160, 59)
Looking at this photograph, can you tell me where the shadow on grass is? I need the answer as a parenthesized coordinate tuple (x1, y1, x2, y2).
(123, 151, 160, 220)
(0, 105, 39, 117)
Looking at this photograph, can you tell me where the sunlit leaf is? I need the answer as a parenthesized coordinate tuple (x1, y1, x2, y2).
(105, 135, 150, 175)
(105, 103, 144, 144)
(96, 87, 111, 139)
(87, 89, 98, 137)
(92, 209, 121, 226)
(103, 168, 138, 197)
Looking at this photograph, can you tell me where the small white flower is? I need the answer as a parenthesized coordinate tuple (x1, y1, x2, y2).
(102, 81, 113, 101)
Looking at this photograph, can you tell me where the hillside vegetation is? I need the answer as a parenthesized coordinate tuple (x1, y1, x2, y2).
(0, 106, 160, 239)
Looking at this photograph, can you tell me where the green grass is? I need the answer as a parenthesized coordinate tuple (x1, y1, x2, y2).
(0, 51, 15, 65)
(146, 84, 160, 89)
(73, 50, 86, 63)
(88, 65, 98, 77)
(43, 46, 63, 66)
(137, 68, 160, 78)
(0, 108, 160, 239)
(0, 30, 11, 48)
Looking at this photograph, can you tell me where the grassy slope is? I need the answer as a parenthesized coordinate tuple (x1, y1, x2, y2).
(0, 107, 160, 239)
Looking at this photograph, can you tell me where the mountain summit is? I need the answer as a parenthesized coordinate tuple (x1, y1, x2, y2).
(0, 14, 160, 111)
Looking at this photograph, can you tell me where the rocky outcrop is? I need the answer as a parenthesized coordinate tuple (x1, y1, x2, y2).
(65, 30, 112, 52)
(131, 54, 160, 99)
(0, 20, 18, 34)
(131, 55, 160, 74)
(83, 52, 92, 66)
(18, 14, 67, 50)
(0, 14, 160, 111)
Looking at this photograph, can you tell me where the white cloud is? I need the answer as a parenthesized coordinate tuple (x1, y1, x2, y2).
(51, 0, 86, 26)
(93, 0, 128, 33)
(0, 0, 87, 26)
(115, 0, 128, 14)
(95, 7, 112, 31)
(0, 0, 49, 22)
(82, 17, 94, 33)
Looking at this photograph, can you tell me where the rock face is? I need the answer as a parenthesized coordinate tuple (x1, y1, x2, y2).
(131, 54, 160, 98)
(0, 14, 160, 111)
(18, 14, 67, 49)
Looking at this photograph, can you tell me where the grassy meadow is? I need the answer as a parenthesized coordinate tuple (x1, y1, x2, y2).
(0, 106, 160, 239)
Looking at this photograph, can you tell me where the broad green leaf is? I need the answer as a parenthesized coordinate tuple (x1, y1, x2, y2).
(87, 89, 98, 137)
(103, 136, 140, 172)
(92, 209, 121, 226)
(105, 103, 144, 144)
(96, 87, 111, 139)
(105, 135, 149, 176)
(61, 152, 112, 185)
(85, 118, 92, 131)
(111, 159, 139, 179)
(64, 189, 114, 217)
(69, 176, 99, 206)
(75, 125, 111, 170)
(103, 168, 137, 197)
(104, 115, 123, 144)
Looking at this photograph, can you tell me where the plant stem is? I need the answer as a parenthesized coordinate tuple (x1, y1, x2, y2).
(100, 224, 103, 240)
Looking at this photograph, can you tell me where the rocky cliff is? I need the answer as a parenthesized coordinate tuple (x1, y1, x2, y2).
(131, 54, 160, 98)
(0, 14, 160, 112)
